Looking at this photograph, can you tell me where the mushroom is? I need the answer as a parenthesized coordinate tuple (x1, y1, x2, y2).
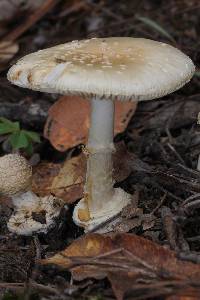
(7, 37, 195, 231)
(0, 154, 63, 235)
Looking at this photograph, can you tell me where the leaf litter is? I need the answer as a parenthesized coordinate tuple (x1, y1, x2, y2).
(0, 0, 199, 299)
(41, 233, 200, 300)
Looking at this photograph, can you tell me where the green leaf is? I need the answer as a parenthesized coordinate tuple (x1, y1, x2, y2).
(136, 16, 175, 42)
(24, 142, 34, 156)
(0, 124, 15, 135)
(23, 130, 41, 143)
(0, 118, 20, 134)
(8, 131, 29, 150)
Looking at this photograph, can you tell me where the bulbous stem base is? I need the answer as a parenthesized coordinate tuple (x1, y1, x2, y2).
(73, 187, 132, 231)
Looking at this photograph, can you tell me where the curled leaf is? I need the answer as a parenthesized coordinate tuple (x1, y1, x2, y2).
(44, 96, 137, 151)
(32, 153, 86, 204)
(32, 141, 136, 205)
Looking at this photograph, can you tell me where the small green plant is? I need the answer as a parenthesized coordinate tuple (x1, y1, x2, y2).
(0, 117, 41, 155)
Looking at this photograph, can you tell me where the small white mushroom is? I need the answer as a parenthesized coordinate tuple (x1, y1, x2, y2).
(7, 37, 195, 232)
(0, 154, 63, 235)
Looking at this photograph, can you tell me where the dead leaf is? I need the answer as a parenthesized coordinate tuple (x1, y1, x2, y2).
(113, 141, 137, 182)
(113, 212, 155, 233)
(32, 141, 136, 205)
(44, 96, 90, 151)
(0, 41, 18, 65)
(44, 96, 137, 151)
(94, 189, 155, 234)
(121, 191, 140, 218)
(32, 153, 86, 204)
(142, 214, 156, 231)
(41, 233, 200, 300)
(108, 191, 144, 233)
(42, 234, 112, 280)
(113, 217, 142, 233)
(166, 296, 200, 300)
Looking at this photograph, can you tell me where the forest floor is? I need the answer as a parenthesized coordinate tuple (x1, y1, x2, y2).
(0, 1, 200, 299)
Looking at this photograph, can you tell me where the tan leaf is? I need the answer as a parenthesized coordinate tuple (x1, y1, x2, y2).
(32, 141, 136, 204)
(166, 297, 199, 300)
(0, 41, 18, 65)
(113, 141, 137, 182)
(44, 96, 137, 151)
(32, 153, 86, 204)
(40, 233, 200, 299)
(41, 234, 113, 280)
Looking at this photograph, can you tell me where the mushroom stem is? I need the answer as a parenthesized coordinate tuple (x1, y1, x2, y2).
(84, 98, 115, 216)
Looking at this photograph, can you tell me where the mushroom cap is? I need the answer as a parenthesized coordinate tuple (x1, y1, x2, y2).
(7, 37, 195, 101)
(0, 154, 32, 195)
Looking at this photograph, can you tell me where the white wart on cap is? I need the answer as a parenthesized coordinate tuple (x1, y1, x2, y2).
(7, 37, 195, 101)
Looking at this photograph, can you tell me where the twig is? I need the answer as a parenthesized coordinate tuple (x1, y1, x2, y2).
(183, 199, 200, 212)
(87, 211, 121, 233)
(0, 281, 58, 295)
(95, 248, 156, 274)
(150, 193, 167, 215)
(151, 182, 183, 202)
(178, 252, 200, 264)
(66, 256, 156, 278)
(186, 235, 200, 242)
(181, 193, 200, 207)
(59, 1, 87, 18)
(86, 0, 123, 22)
(161, 206, 179, 251)
(33, 235, 42, 260)
(166, 143, 186, 165)
(24, 235, 42, 300)
(177, 163, 200, 178)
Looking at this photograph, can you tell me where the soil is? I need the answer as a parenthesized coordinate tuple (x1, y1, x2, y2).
(0, 0, 199, 299)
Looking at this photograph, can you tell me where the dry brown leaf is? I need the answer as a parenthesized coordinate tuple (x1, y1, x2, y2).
(32, 141, 136, 205)
(107, 191, 146, 233)
(41, 233, 200, 281)
(41, 233, 200, 300)
(42, 234, 112, 280)
(0, 41, 18, 65)
(44, 96, 137, 151)
(166, 296, 200, 300)
(113, 141, 137, 182)
(32, 153, 86, 204)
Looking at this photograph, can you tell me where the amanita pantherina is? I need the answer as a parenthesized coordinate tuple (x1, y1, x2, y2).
(7, 37, 195, 231)
(0, 154, 63, 235)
